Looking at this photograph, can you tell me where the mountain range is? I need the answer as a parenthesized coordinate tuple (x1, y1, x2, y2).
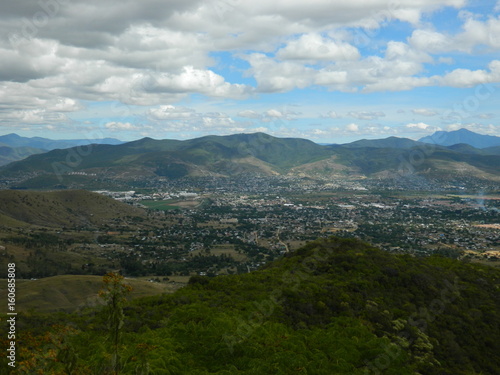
(0, 130, 499, 188)
(0, 133, 124, 166)
(0, 133, 124, 150)
(419, 128, 500, 149)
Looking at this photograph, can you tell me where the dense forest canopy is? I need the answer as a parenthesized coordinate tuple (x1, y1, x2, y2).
(2, 237, 499, 374)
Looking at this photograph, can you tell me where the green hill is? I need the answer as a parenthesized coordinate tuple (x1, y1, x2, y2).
(0, 133, 333, 186)
(340, 136, 425, 149)
(0, 145, 45, 166)
(1, 132, 499, 188)
(7, 237, 500, 374)
(0, 190, 145, 227)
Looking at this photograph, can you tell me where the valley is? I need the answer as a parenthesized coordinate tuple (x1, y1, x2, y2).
(0, 131, 499, 374)
(1, 178, 498, 315)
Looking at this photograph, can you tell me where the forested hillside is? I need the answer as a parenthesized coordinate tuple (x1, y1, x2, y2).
(2, 237, 499, 374)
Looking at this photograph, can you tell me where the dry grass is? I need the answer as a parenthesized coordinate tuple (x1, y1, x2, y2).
(0, 274, 183, 313)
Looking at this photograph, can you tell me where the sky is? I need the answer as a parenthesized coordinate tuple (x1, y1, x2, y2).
(0, 0, 499, 143)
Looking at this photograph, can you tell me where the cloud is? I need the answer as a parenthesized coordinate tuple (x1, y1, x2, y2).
(148, 66, 251, 98)
(243, 53, 315, 92)
(0, 108, 69, 124)
(276, 33, 360, 62)
(476, 113, 495, 119)
(404, 123, 442, 135)
(412, 108, 438, 116)
(245, 39, 436, 93)
(446, 123, 500, 135)
(235, 108, 300, 123)
(346, 123, 359, 132)
(1, 0, 497, 139)
(321, 111, 342, 119)
(440, 60, 500, 87)
(147, 105, 196, 120)
(348, 111, 385, 120)
(409, 14, 500, 53)
(406, 122, 432, 130)
(265, 109, 284, 118)
(238, 110, 261, 119)
(145, 104, 249, 135)
(105, 122, 139, 130)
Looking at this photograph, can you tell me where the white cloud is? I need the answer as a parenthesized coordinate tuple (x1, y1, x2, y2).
(404, 123, 443, 136)
(234, 108, 300, 125)
(252, 127, 269, 133)
(476, 113, 495, 119)
(145, 104, 252, 134)
(348, 111, 385, 120)
(148, 66, 251, 98)
(105, 122, 138, 130)
(147, 105, 196, 120)
(409, 14, 500, 54)
(412, 108, 438, 116)
(440, 60, 500, 87)
(245, 38, 437, 93)
(265, 109, 284, 118)
(244, 53, 315, 92)
(446, 123, 500, 135)
(321, 111, 341, 119)
(409, 29, 454, 53)
(346, 123, 359, 132)
(238, 110, 261, 119)
(1, 0, 498, 138)
(276, 33, 360, 62)
(0, 108, 69, 124)
(362, 76, 437, 92)
(406, 122, 432, 130)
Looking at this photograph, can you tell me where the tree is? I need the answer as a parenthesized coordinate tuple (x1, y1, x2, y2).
(99, 272, 133, 374)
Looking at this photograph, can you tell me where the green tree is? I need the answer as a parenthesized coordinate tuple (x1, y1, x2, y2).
(99, 272, 133, 374)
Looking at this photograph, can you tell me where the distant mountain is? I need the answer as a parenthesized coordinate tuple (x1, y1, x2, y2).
(419, 128, 500, 149)
(0, 133, 332, 182)
(341, 136, 424, 149)
(1, 132, 499, 189)
(0, 133, 124, 150)
(0, 145, 46, 166)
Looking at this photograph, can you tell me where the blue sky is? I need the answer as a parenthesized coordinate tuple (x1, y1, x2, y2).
(0, 0, 499, 143)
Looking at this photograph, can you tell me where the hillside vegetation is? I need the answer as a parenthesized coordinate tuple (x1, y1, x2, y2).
(0, 190, 145, 227)
(0, 275, 179, 313)
(5, 237, 500, 374)
(0, 145, 45, 166)
(3, 132, 500, 189)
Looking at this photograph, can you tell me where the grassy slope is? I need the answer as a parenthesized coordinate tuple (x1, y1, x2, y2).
(0, 190, 145, 227)
(0, 275, 179, 312)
